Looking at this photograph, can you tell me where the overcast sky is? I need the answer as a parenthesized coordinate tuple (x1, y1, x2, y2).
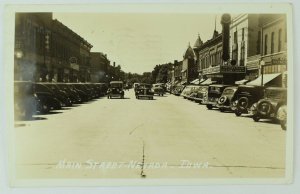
(53, 13, 222, 74)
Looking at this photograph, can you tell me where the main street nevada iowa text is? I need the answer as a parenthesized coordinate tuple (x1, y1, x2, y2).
(13, 13, 287, 179)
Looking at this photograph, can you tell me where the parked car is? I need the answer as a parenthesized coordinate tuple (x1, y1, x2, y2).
(187, 85, 203, 101)
(152, 84, 165, 96)
(68, 83, 90, 102)
(14, 81, 37, 120)
(42, 83, 72, 106)
(135, 83, 154, 100)
(56, 83, 82, 104)
(194, 85, 208, 104)
(250, 87, 287, 130)
(202, 84, 230, 110)
(34, 83, 62, 113)
(107, 81, 125, 99)
(173, 85, 185, 96)
(216, 86, 238, 112)
(231, 85, 265, 116)
(181, 85, 194, 99)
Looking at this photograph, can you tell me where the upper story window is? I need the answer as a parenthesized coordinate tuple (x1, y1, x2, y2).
(234, 31, 237, 44)
(256, 31, 261, 55)
(278, 29, 282, 52)
(271, 32, 275, 54)
(264, 34, 268, 55)
(242, 28, 244, 41)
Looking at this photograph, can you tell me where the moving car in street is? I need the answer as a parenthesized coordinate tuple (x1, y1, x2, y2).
(231, 85, 265, 116)
(216, 86, 238, 112)
(250, 87, 287, 130)
(152, 83, 165, 96)
(107, 81, 125, 99)
(14, 81, 37, 120)
(135, 83, 154, 100)
(202, 84, 230, 110)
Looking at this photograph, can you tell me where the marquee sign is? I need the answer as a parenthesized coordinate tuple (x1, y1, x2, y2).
(203, 65, 246, 75)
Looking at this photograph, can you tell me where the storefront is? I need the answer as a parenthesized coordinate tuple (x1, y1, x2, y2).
(202, 65, 246, 85)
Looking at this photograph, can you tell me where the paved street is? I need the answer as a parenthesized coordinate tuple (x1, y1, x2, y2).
(15, 89, 286, 179)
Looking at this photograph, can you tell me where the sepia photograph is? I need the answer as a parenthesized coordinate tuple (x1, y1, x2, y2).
(2, 3, 293, 187)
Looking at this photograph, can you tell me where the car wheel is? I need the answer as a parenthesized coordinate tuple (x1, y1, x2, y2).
(235, 110, 242, 116)
(107, 95, 110, 99)
(219, 108, 225, 112)
(280, 120, 286, 130)
(151, 97, 153, 100)
(206, 104, 213, 110)
(40, 103, 50, 114)
(253, 115, 260, 122)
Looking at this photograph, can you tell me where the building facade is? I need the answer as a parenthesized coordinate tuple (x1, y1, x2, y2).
(194, 14, 246, 85)
(14, 13, 53, 81)
(181, 44, 197, 84)
(246, 14, 287, 87)
(14, 13, 93, 83)
(90, 52, 110, 83)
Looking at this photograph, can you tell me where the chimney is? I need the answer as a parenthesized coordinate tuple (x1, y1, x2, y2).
(113, 62, 115, 67)
(221, 14, 231, 62)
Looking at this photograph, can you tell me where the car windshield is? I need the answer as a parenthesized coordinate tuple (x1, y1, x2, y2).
(110, 83, 122, 88)
(209, 87, 221, 93)
(265, 89, 286, 100)
(222, 88, 236, 96)
(139, 84, 151, 89)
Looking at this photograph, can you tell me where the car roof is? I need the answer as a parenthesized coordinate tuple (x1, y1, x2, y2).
(265, 87, 287, 91)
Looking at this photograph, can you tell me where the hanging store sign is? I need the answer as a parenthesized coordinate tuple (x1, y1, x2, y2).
(203, 65, 246, 75)
(203, 66, 220, 75)
(220, 66, 246, 73)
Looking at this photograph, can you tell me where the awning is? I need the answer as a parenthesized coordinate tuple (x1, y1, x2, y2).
(200, 78, 216, 85)
(191, 79, 200, 84)
(235, 79, 250, 85)
(247, 73, 281, 86)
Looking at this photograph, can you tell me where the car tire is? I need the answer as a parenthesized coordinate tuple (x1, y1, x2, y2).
(235, 111, 242, 116)
(219, 108, 225, 112)
(253, 115, 260, 122)
(206, 104, 213, 110)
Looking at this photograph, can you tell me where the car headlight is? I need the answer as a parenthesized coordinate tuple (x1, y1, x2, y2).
(232, 100, 238, 106)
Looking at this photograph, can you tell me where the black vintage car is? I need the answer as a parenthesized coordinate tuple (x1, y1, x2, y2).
(56, 83, 82, 104)
(14, 81, 37, 120)
(34, 83, 62, 113)
(107, 81, 125, 99)
(216, 86, 238, 112)
(250, 87, 287, 130)
(42, 83, 73, 106)
(152, 84, 165, 96)
(202, 84, 230, 110)
(231, 85, 265, 116)
(135, 83, 154, 100)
